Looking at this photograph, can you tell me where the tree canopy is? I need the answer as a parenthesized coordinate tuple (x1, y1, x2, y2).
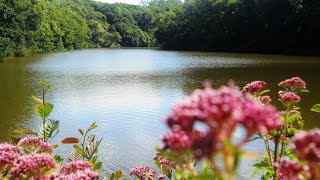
(1, 0, 319, 57)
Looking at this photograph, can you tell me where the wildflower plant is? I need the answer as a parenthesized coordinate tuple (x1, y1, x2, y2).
(12, 80, 59, 143)
(245, 77, 309, 179)
(61, 122, 103, 171)
(148, 82, 282, 179)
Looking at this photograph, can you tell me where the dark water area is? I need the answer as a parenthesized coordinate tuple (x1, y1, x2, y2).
(1, 49, 320, 179)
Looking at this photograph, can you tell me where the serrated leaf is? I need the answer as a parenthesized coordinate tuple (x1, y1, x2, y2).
(13, 129, 38, 136)
(89, 122, 97, 131)
(103, 174, 114, 180)
(35, 103, 53, 119)
(87, 135, 95, 144)
(79, 129, 84, 136)
(32, 95, 42, 103)
(85, 138, 102, 159)
(40, 119, 59, 139)
(68, 149, 82, 161)
(61, 137, 79, 144)
(73, 144, 84, 156)
(311, 104, 320, 113)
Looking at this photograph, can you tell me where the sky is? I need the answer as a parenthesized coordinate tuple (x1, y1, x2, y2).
(95, 0, 141, 5)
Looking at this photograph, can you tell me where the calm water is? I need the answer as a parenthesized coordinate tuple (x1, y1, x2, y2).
(1, 49, 320, 178)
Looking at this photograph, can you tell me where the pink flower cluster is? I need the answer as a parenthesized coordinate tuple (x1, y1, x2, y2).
(18, 137, 54, 154)
(0, 143, 21, 170)
(162, 83, 282, 158)
(9, 153, 55, 179)
(278, 77, 307, 91)
(279, 92, 301, 104)
(53, 161, 99, 180)
(277, 129, 320, 179)
(277, 157, 305, 180)
(242, 80, 266, 94)
(0, 142, 99, 179)
(238, 95, 283, 136)
(162, 130, 192, 153)
(130, 166, 155, 180)
(159, 158, 176, 170)
(291, 129, 320, 162)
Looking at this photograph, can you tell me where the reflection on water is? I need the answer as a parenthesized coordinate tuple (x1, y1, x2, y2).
(1, 49, 320, 178)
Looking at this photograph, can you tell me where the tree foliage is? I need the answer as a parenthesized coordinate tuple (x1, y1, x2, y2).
(1, 0, 319, 58)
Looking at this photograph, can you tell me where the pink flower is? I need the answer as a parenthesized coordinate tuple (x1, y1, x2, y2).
(51, 161, 98, 180)
(279, 92, 301, 104)
(18, 137, 54, 154)
(279, 110, 300, 116)
(238, 96, 283, 136)
(277, 157, 305, 180)
(53, 170, 99, 180)
(0, 143, 21, 170)
(130, 166, 153, 180)
(59, 161, 93, 175)
(159, 158, 176, 169)
(258, 95, 272, 105)
(165, 84, 244, 132)
(162, 130, 192, 154)
(291, 129, 320, 162)
(9, 153, 55, 178)
(243, 81, 266, 94)
(157, 173, 166, 180)
(278, 77, 306, 90)
(163, 82, 283, 158)
(192, 130, 217, 158)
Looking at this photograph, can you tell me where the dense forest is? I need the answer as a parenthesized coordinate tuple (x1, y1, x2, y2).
(0, 0, 319, 58)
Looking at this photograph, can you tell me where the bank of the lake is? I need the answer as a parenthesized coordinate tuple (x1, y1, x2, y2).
(1, 49, 320, 179)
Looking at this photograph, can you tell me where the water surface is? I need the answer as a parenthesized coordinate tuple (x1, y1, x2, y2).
(1, 49, 320, 178)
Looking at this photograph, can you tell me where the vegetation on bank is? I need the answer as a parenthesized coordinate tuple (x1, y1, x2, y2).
(1, 0, 320, 58)
(1, 77, 320, 179)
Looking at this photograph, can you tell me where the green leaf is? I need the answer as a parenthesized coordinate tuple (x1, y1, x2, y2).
(39, 80, 52, 92)
(259, 89, 270, 96)
(114, 170, 123, 179)
(88, 122, 98, 131)
(13, 129, 38, 136)
(35, 103, 53, 119)
(40, 119, 59, 139)
(73, 145, 84, 156)
(299, 89, 309, 93)
(61, 137, 79, 144)
(93, 162, 103, 171)
(32, 95, 42, 103)
(54, 155, 64, 164)
(311, 104, 320, 113)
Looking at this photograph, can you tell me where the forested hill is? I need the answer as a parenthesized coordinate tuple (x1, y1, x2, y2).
(1, 0, 319, 58)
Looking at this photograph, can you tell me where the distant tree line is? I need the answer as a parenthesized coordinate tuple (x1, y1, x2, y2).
(0, 0, 319, 58)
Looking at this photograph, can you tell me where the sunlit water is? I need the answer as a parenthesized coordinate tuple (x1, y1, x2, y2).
(1, 49, 320, 179)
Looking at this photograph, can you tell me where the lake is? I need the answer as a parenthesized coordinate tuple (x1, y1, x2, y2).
(1, 48, 320, 178)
